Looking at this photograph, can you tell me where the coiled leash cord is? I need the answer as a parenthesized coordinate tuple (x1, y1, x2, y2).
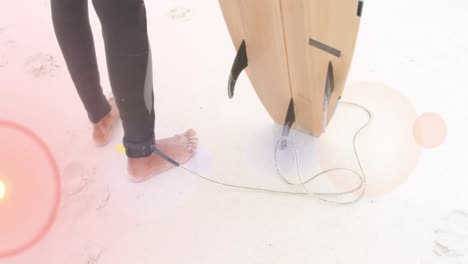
(151, 102, 372, 205)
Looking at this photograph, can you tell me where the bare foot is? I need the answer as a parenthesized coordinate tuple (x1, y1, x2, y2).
(128, 129, 198, 182)
(93, 97, 120, 146)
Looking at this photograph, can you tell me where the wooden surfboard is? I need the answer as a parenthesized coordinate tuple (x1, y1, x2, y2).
(219, 0, 363, 136)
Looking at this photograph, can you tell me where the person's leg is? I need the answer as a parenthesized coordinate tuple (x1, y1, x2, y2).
(51, 0, 119, 146)
(92, 0, 197, 181)
(92, 0, 154, 155)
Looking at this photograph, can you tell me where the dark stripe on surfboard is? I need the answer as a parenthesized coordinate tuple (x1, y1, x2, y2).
(228, 40, 248, 99)
(357, 1, 364, 17)
(308, 38, 341, 58)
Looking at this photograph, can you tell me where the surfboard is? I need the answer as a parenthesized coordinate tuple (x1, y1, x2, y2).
(219, 0, 363, 136)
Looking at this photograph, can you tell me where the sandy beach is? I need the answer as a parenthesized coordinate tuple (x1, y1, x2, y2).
(1, 0, 468, 263)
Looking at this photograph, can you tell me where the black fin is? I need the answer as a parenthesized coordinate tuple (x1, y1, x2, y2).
(357, 0, 364, 17)
(228, 40, 248, 99)
(282, 98, 296, 137)
(324, 61, 335, 105)
(323, 61, 335, 131)
(280, 98, 296, 149)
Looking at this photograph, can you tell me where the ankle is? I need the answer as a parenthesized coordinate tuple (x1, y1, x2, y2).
(96, 111, 112, 126)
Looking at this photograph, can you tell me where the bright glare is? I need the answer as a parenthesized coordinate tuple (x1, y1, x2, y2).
(0, 180, 5, 200)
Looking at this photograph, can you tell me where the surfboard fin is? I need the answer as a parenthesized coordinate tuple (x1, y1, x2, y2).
(357, 0, 364, 17)
(228, 40, 248, 99)
(280, 98, 296, 149)
(323, 61, 335, 132)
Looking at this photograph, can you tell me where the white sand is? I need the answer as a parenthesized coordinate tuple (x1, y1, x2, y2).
(1, 0, 468, 263)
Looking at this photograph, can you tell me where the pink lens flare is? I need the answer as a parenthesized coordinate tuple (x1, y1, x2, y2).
(0, 120, 61, 258)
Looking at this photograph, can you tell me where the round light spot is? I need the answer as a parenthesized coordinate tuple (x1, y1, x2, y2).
(413, 112, 447, 148)
(0, 120, 61, 258)
(0, 180, 5, 200)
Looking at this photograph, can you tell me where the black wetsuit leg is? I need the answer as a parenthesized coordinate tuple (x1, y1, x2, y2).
(51, 0, 155, 158)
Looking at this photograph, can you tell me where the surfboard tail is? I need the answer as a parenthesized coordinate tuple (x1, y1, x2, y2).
(220, 0, 363, 136)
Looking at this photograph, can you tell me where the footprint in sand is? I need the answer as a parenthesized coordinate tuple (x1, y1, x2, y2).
(24, 52, 60, 77)
(0, 39, 15, 68)
(433, 210, 468, 259)
(96, 187, 111, 211)
(0, 54, 6, 67)
(61, 161, 111, 211)
(84, 246, 103, 264)
(169, 7, 191, 20)
(65, 245, 103, 264)
(61, 162, 95, 199)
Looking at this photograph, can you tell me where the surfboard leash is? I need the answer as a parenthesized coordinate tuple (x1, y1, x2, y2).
(147, 102, 371, 206)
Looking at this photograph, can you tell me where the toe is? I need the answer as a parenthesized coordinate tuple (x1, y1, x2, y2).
(187, 133, 197, 144)
(184, 129, 197, 138)
(189, 136, 198, 144)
